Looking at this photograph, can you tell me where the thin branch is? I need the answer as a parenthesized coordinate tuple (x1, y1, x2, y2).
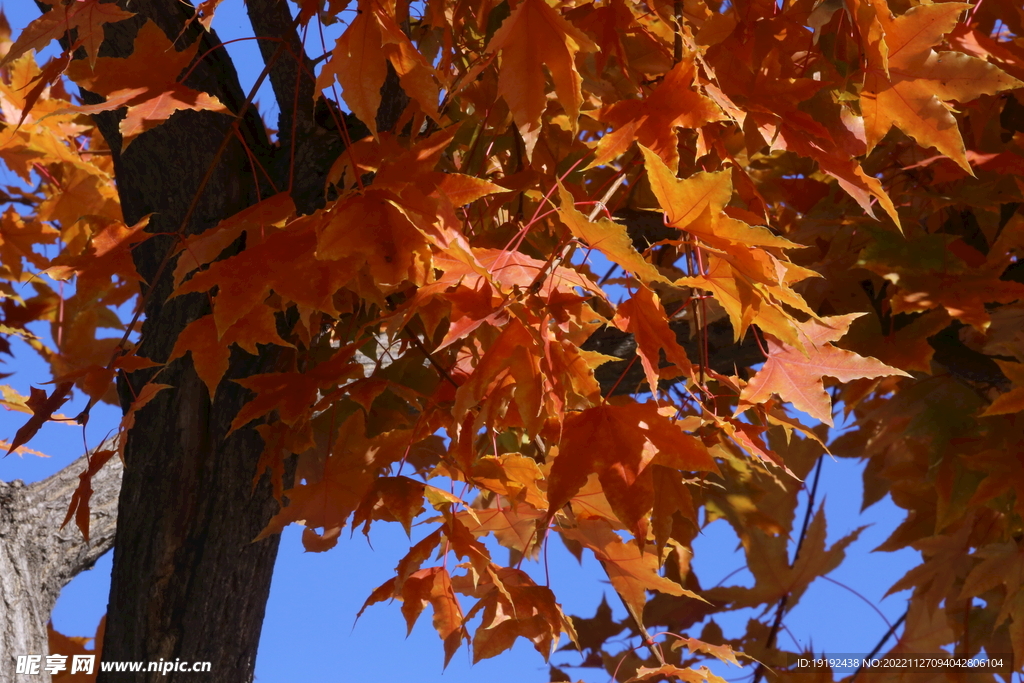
(752, 455, 826, 683)
(852, 609, 908, 681)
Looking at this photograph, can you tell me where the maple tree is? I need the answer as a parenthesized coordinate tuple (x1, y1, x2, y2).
(1, 0, 1024, 680)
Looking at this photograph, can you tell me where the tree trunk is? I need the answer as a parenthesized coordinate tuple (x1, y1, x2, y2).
(77, 4, 284, 682)
(1, 452, 120, 683)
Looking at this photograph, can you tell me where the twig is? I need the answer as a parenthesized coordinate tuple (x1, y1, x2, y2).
(612, 581, 667, 668)
(751, 455, 826, 683)
(851, 609, 908, 681)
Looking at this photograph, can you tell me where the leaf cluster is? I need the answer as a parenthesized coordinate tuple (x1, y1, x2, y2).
(2, 0, 1024, 679)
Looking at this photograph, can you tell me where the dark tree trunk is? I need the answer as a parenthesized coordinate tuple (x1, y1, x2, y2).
(78, 4, 284, 682)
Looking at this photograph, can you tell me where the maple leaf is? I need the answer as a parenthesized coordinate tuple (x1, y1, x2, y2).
(173, 222, 354, 338)
(706, 507, 864, 610)
(640, 145, 799, 251)
(49, 616, 103, 683)
(612, 286, 693, 393)
(391, 566, 466, 666)
(64, 21, 228, 148)
(859, 1, 1023, 172)
(962, 449, 1024, 518)
(256, 413, 410, 550)
(113, 383, 171, 460)
(171, 192, 296, 288)
(981, 360, 1024, 416)
(469, 569, 572, 663)
(358, 558, 468, 665)
(229, 347, 360, 433)
(0, 207, 58, 279)
(453, 317, 546, 437)
(739, 314, 910, 427)
(959, 541, 1024, 663)
(439, 174, 506, 207)
(316, 0, 441, 137)
(627, 665, 725, 683)
(548, 401, 717, 539)
(45, 216, 150, 303)
(315, 189, 433, 289)
(856, 227, 1024, 330)
(677, 254, 803, 349)
(438, 247, 599, 300)
(640, 145, 811, 346)
(0, 0, 134, 69)
(882, 598, 956, 658)
(555, 183, 670, 286)
(61, 447, 115, 543)
(168, 308, 293, 399)
(465, 453, 547, 507)
(560, 519, 704, 619)
(6, 383, 72, 456)
(592, 59, 724, 171)
(34, 165, 122, 229)
(568, 596, 625, 655)
(484, 0, 597, 157)
(651, 465, 698, 557)
(353, 476, 432, 537)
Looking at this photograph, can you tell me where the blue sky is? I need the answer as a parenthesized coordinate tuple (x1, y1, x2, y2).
(0, 3, 922, 681)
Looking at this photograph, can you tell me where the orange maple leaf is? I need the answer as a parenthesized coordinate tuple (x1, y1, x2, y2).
(0, 0, 133, 69)
(315, 189, 433, 290)
(959, 541, 1024, 663)
(548, 401, 717, 537)
(981, 360, 1024, 416)
(858, 1, 1023, 172)
(171, 192, 296, 288)
(49, 616, 103, 683)
(453, 317, 546, 437)
(612, 286, 692, 393)
(706, 507, 864, 610)
(5, 383, 72, 456)
(173, 222, 353, 338)
(256, 413, 410, 549)
(484, 0, 597, 158)
(64, 21, 228, 149)
(316, 0, 441, 137)
(45, 216, 150, 303)
(168, 308, 293, 398)
(560, 518, 704, 619)
(229, 347, 361, 433)
(591, 59, 724, 171)
(61, 447, 116, 542)
(0, 207, 58, 279)
(739, 314, 910, 426)
(555, 183, 670, 286)
(469, 568, 573, 663)
(458, 501, 546, 558)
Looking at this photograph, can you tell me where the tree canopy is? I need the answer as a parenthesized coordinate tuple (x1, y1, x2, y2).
(2, 0, 1024, 681)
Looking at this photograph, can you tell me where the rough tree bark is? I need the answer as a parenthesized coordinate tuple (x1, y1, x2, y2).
(1, 450, 120, 683)
(77, 3, 286, 682)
